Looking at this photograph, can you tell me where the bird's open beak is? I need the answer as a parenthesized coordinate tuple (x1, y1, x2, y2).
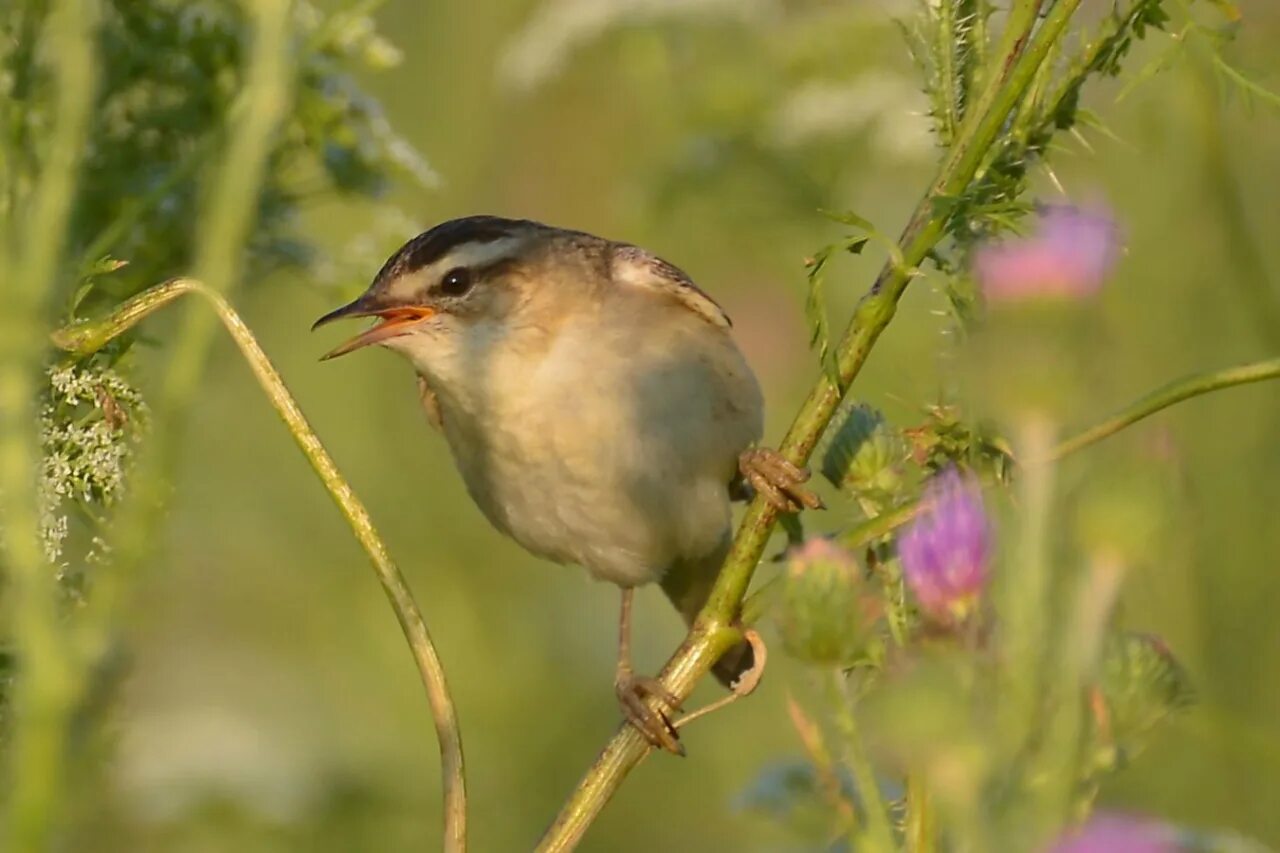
(312, 297, 436, 360)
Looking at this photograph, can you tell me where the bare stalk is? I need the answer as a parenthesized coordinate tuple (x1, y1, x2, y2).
(51, 278, 468, 853)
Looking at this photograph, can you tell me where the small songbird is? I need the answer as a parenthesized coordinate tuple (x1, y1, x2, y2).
(314, 216, 818, 752)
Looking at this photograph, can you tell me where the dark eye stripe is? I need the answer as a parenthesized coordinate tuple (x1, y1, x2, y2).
(372, 216, 537, 287)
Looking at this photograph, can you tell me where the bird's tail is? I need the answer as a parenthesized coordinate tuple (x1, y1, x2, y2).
(660, 550, 755, 691)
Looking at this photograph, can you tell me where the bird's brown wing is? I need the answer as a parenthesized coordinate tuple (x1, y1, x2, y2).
(609, 243, 731, 329)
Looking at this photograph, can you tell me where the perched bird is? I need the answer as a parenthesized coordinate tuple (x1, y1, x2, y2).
(314, 216, 819, 752)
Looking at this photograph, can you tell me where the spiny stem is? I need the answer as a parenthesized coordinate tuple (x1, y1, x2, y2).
(938, 0, 960, 144)
(539, 3, 1080, 848)
(51, 278, 468, 853)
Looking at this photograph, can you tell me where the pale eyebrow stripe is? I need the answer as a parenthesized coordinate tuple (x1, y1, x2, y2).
(380, 236, 526, 301)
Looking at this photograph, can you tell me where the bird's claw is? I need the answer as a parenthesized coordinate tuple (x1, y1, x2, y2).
(738, 447, 824, 513)
(616, 670, 685, 756)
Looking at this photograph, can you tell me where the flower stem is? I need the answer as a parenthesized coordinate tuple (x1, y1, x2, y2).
(1049, 356, 1280, 460)
(829, 671, 897, 853)
(905, 772, 935, 853)
(51, 278, 468, 853)
(539, 2, 1082, 848)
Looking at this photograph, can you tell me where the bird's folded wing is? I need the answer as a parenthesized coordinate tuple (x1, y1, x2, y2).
(609, 243, 731, 329)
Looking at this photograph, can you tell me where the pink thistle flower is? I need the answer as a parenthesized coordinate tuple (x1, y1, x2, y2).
(974, 204, 1120, 302)
(899, 467, 991, 626)
(1045, 814, 1184, 853)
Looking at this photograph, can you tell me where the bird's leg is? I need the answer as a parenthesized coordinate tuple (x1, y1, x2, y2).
(736, 447, 824, 512)
(615, 588, 685, 755)
(674, 627, 768, 730)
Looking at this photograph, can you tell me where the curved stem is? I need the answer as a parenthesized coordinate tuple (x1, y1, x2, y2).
(539, 2, 1079, 848)
(1048, 356, 1280, 461)
(52, 279, 467, 853)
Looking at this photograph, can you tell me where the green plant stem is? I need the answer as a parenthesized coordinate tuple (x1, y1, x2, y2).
(0, 2, 100, 849)
(905, 772, 935, 853)
(937, 0, 960, 144)
(829, 671, 897, 853)
(539, 3, 1079, 849)
(51, 278, 467, 853)
(999, 419, 1057, 784)
(1049, 356, 1280, 460)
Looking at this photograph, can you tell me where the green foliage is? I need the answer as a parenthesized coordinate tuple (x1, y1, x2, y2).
(1, 0, 429, 319)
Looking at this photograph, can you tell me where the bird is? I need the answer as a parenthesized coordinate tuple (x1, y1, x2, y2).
(314, 216, 820, 753)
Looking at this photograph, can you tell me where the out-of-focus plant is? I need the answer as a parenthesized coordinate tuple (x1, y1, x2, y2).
(0, 1, 451, 849)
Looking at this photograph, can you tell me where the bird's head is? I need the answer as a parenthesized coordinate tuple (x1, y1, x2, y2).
(313, 216, 606, 367)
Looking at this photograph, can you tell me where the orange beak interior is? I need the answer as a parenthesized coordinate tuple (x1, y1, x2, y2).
(320, 306, 436, 360)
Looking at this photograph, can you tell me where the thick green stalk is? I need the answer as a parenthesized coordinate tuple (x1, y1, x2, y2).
(539, 2, 1081, 848)
(0, 2, 100, 849)
(52, 279, 468, 852)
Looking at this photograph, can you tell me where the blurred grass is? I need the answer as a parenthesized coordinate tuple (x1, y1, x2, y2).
(57, 1, 1280, 850)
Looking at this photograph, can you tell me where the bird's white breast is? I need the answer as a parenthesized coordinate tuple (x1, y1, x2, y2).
(411, 293, 763, 587)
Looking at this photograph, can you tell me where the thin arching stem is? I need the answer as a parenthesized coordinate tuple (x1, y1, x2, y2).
(1048, 357, 1280, 461)
(52, 278, 468, 853)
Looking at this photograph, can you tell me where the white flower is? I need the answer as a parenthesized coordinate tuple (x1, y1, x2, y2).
(37, 363, 148, 567)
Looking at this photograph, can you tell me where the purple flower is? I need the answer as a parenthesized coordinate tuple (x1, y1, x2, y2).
(899, 467, 990, 625)
(974, 204, 1120, 302)
(1045, 814, 1183, 853)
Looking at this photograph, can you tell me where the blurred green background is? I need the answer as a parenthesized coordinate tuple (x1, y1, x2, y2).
(78, 1, 1280, 849)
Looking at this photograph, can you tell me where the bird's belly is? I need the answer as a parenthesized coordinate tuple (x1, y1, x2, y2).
(448, 409, 734, 587)
(432, 305, 762, 587)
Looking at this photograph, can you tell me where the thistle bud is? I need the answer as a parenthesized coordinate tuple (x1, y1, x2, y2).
(1094, 633, 1194, 761)
(820, 403, 904, 503)
(777, 538, 881, 665)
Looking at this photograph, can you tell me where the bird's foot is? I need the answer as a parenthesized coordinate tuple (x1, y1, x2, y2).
(738, 447, 824, 512)
(616, 668, 685, 756)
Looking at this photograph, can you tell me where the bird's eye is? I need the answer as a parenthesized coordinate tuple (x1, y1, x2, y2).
(439, 267, 473, 297)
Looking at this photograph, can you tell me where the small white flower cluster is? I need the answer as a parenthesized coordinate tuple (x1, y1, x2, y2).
(38, 364, 148, 567)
